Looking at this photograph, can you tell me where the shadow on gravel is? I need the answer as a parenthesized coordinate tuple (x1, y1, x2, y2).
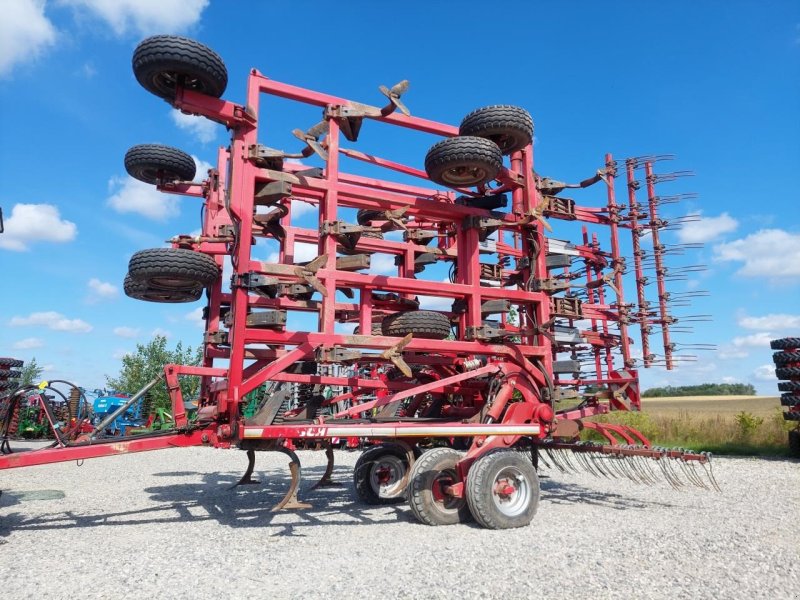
(539, 479, 676, 510)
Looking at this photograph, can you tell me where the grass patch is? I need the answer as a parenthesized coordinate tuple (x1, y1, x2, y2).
(583, 409, 795, 457)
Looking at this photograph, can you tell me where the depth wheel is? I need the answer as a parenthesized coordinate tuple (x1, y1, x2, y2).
(132, 35, 227, 100)
(381, 310, 451, 340)
(128, 248, 219, 290)
(466, 449, 540, 530)
(459, 105, 533, 155)
(125, 144, 196, 185)
(353, 444, 413, 505)
(424, 136, 502, 187)
(124, 274, 202, 303)
(407, 447, 471, 526)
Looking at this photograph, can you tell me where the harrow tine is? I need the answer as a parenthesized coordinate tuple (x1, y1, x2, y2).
(538, 450, 552, 470)
(639, 455, 660, 485)
(272, 445, 312, 511)
(589, 452, 612, 478)
(545, 448, 567, 473)
(702, 456, 722, 492)
(576, 450, 599, 477)
(684, 460, 708, 490)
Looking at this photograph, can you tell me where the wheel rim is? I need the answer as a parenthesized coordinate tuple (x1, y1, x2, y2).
(150, 276, 198, 290)
(488, 133, 518, 153)
(430, 468, 460, 511)
(441, 165, 489, 186)
(150, 72, 210, 98)
(490, 466, 530, 517)
(369, 455, 406, 498)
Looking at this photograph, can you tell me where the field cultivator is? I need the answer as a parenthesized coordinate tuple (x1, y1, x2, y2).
(0, 35, 720, 528)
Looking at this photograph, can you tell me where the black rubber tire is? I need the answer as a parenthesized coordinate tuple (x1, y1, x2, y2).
(781, 394, 800, 407)
(353, 444, 412, 505)
(770, 337, 800, 350)
(784, 411, 800, 421)
(132, 35, 227, 100)
(124, 274, 202, 303)
(0, 358, 23, 368)
(381, 310, 451, 340)
(128, 249, 219, 290)
(789, 430, 800, 457)
(356, 209, 384, 225)
(0, 381, 18, 391)
(424, 136, 502, 187)
(776, 367, 800, 381)
(466, 449, 540, 530)
(0, 370, 21, 379)
(407, 447, 471, 526)
(353, 324, 382, 336)
(338, 229, 384, 255)
(459, 105, 533, 155)
(778, 381, 800, 392)
(773, 351, 800, 366)
(125, 144, 196, 185)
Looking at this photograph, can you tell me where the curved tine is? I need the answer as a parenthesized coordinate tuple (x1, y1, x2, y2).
(589, 453, 613, 478)
(231, 449, 259, 488)
(560, 449, 581, 473)
(689, 460, 711, 489)
(576, 451, 599, 477)
(680, 459, 706, 489)
(309, 442, 339, 490)
(546, 448, 567, 473)
(537, 449, 552, 470)
(272, 445, 312, 511)
(639, 455, 661, 485)
(633, 457, 654, 485)
(629, 455, 650, 485)
(702, 458, 722, 492)
(661, 457, 684, 490)
(615, 455, 639, 483)
(667, 457, 687, 489)
(656, 458, 678, 489)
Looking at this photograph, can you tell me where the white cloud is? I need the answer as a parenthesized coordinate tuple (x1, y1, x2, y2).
(185, 306, 205, 328)
(113, 326, 140, 338)
(294, 243, 319, 263)
(151, 327, 172, 339)
(417, 295, 454, 311)
(753, 364, 776, 382)
(88, 278, 118, 302)
(10, 311, 92, 333)
(0, 203, 77, 251)
(13, 337, 44, 349)
(368, 254, 397, 275)
(717, 347, 749, 360)
(738, 313, 800, 331)
(0, 0, 56, 77)
(59, 0, 209, 36)
(714, 229, 800, 280)
(191, 156, 213, 183)
(112, 349, 131, 360)
(171, 110, 217, 144)
(676, 212, 738, 244)
(731, 332, 773, 348)
(106, 175, 180, 221)
(291, 200, 316, 218)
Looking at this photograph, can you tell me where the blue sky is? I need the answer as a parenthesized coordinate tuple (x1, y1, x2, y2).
(0, 0, 798, 394)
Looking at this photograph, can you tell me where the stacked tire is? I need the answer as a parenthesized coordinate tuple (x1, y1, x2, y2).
(772, 337, 800, 456)
(0, 357, 24, 437)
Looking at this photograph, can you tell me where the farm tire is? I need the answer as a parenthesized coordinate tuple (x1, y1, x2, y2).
(781, 394, 800, 407)
(424, 136, 502, 187)
(459, 105, 533, 155)
(0, 370, 21, 379)
(407, 447, 471, 526)
(776, 367, 800, 381)
(381, 310, 451, 340)
(125, 144, 196, 185)
(353, 324, 382, 336)
(133, 35, 227, 100)
(773, 351, 800, 366)
(356, 209, 385, 225)
(124, 274, 203, 303)
(778, 381, 800, 392)
(784, 412, 800, 421)
(466, 449, 540, 530)
(770, 337, 800, 350)
(353, 444, 413, 505)
(338, 229, 384, 255)
(128, 249, 219, 291)
(789, 430, 800, 457)
(0, 358, 23, 368)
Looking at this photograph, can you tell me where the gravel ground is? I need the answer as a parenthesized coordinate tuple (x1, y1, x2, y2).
(1, 442, 798, 599)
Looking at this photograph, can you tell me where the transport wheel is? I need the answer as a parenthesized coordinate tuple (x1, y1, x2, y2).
(128, 249, 219, 291)
(770, 337, 800, 350)
(789, 430, 800, 457)
(125, 144, 196, 185)
(0, 358, 23, 368)
(407, 447, 471, 526)
(338, 229, 384, 255)
(776, 367, 800, 381)
(123, 274, 202, 303)
(773, 351, 800, 366)
(466, 449, 540, 530)
(132, 35, 227, 100)
(778, 381, 800, 392)
(424, 136, 502, 187)
(356, 209, 385, 225)
(459, 105, 533, 155)
(352, 324, 382, 335)
(381, 310, 451, 340)
(353, 444, 413, 505)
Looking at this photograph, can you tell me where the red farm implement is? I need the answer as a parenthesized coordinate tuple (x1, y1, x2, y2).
(0, 35, 720, 528)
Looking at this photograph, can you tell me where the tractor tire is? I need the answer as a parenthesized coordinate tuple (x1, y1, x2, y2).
(353, 444, 413, 505)
(132, 35, 227, 100)
(770, 337, 800, 350)
(789, 430, 800, 457)
(124, 144, 196, 185)
(124, 274, 203, 303)
(466, 449, 540, 530)
(775, 367, 800, 381)
(781, 394, 800, 407)
(381, 310, 451, 340)
(778, 381, 800, 392)
(0, 370, 21, 379)
(784, 411, 800, 421)
(0, 381, 17, 390)
(356, 209, 385, 225)
(773, 351, 800, 366)
(0, 358, 23, 368)
(128, 249, 219, 291)
(459, 105, 533, 155)
(407, 447, 471, 526)
(424, 136, 502, 187)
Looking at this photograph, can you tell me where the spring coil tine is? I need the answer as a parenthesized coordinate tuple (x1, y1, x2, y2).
(683, 458, 707, 489)
(546, 448, 568, 473)
(590, 453, 613, 479)
(640, 455, 661, 485)
(678, 457, 702, 488)
(663, 456, 685, 489)
(561, 449, 581, 473)
(579, 451, 600, 477)
(632, 455, 652, 485)
(656, 456, 679, 490)
(537, 449, 552, 470)
(702, 454, 722, 492)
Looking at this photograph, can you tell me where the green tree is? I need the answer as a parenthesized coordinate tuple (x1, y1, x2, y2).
(19, 357, 44, 386)
(106, 336, 203, 411)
